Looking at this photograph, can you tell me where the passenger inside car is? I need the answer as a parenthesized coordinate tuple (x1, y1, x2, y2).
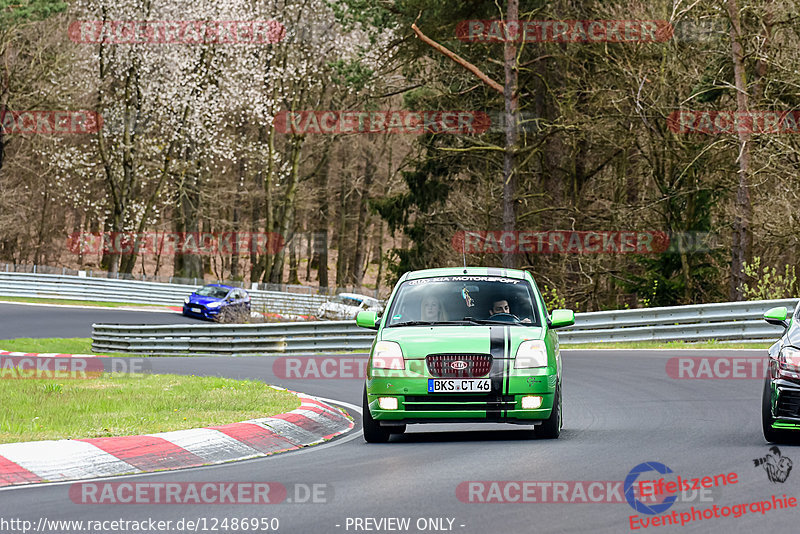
(420, 295, 447, 321)
(489, 298, 532, 323)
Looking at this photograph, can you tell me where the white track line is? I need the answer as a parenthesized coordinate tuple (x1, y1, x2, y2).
(0, 300, 177, 314)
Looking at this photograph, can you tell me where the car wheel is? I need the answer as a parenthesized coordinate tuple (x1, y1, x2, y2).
(537, 384, 561, 439)
(762, 379, 792, 443)
(362, 387, 391, 443)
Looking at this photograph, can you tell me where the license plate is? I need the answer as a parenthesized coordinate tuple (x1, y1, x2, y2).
(428, 378, 491, 393)
(191, 307, 201, 313)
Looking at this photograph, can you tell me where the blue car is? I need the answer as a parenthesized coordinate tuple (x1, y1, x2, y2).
(182, 284, 251, 321)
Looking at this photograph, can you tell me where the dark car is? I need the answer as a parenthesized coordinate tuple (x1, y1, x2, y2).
(762, 305, 800, 442)
(182, 284, 250, 322)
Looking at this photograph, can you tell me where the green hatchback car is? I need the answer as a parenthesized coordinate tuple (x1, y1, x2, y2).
(356, 267, 575, 442)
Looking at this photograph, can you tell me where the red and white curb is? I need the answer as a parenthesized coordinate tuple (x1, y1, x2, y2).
(0, 388, 353, 488)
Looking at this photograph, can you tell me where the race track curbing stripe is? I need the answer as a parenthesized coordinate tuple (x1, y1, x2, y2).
(0, 390, 354, 488)
(0, 456, 43, 486)
(78, 435, 208, 471)
(0, 440, 141, 481)
(144, 428, 264, 463)
(208, 423, 299, 455)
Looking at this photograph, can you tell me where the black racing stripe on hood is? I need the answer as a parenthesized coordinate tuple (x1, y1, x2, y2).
(504, 326, 511, 417)
(488, 325, 505, 419)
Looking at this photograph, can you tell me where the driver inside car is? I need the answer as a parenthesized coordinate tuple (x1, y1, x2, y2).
(489, 299, 531, 323)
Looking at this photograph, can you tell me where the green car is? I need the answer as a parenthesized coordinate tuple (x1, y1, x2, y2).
(761, 305, 800, 442)
(356, 267, 575, 443)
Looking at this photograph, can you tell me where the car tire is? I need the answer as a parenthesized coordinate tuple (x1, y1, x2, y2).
(762, 379, 792, 443)
(537, 384, 561, 439)
(362, 387, 391, 443)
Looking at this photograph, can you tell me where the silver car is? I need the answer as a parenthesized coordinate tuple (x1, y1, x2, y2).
(316, 293, 383, 320)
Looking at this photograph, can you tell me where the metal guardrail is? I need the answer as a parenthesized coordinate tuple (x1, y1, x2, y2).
(92, 321, 371, 355)
(90, 298, 799, 355)
(560, 299, 798, 344)
(0, 272, 330, 316)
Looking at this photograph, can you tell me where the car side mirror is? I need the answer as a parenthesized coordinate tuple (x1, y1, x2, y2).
(356, 311, 380, 330)
(764, 306, 789, 328)
(549, 309, 575, 329)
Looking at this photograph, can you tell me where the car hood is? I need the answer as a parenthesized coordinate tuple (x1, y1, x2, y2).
(188, 295, 224, 306)
(379, 325, 544, 359)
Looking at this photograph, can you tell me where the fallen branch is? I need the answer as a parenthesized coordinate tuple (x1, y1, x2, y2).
(411, 23, 504, 94)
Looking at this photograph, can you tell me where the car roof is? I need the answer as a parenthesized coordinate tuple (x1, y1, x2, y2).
(205, 283, 238, 291)
(401, 267, 528, 281)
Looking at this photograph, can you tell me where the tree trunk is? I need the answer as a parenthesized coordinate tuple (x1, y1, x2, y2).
(267, 135, 304, 284)
(314, 140, 332, 289)
(336, 145, 349, 289)
(502, 0, 519, 269)
(353, 148, 374, 290)
(726, 0, 753, 301)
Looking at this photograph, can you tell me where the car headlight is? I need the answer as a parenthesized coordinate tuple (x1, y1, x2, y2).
(207, 301, 222, 308)
(371, 341, 404, 370)
(514, 340, 549, 369)
(779, 347, 800, 375)
(184, 297, 190, 304)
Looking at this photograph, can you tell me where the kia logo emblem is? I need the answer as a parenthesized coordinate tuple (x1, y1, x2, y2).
(451, 361, 468, 370)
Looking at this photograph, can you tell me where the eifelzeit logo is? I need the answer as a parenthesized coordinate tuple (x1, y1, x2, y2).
(754, 447, 793, 483)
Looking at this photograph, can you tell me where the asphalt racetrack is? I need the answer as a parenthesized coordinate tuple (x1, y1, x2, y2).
(0, 303, 798, 534)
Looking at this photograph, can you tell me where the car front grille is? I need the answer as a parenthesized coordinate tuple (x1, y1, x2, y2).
(426, 353, 492, 378)
(403, 394, 515, 412)
(776, 388, 800, 418)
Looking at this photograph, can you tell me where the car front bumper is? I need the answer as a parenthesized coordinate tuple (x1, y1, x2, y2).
(770, 378, 800, 429)
(182, 305, 219, 320)
(366, 367, 557, 424)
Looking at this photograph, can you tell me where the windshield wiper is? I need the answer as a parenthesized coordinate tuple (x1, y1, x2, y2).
(463, 317, 524, 325)
(388, 320, 480, 327)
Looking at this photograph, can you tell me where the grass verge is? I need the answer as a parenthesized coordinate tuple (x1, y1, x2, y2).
(0, 338, 133, 356)
(0, 373, 300, 443)
(0, 296, 167, 308)
(561, 340, 772, 350)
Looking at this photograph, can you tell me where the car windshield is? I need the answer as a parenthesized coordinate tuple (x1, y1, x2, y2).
(385, 275, 540, 327)
(195, 286, 229, 299)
